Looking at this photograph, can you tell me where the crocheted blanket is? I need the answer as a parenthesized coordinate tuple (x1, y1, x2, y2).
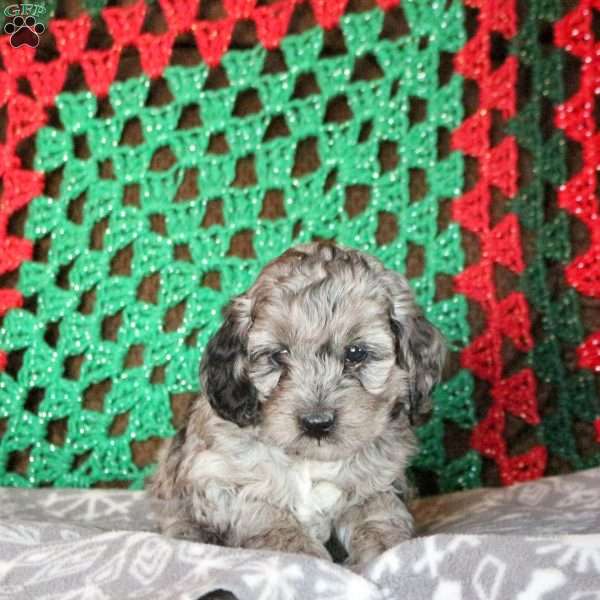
(0, 0, 598, 492)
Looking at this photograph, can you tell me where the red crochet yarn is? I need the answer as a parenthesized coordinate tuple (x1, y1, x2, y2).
(0, 37, 46, 370)
(554, 1, 600, 374)
(452, 0, 547, 486)
(578, 332, 600, 373)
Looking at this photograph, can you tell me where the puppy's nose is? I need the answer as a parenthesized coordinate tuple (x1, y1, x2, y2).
(300, 411, 336, 438)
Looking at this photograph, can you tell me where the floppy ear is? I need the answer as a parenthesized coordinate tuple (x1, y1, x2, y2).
(382, 270, 446, 422)
(200, 297, 259, 427)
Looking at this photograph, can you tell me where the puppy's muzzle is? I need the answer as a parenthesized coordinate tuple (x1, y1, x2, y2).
(299, 411, 336, 439)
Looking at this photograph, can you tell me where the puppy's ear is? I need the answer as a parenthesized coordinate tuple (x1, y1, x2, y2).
(382, 270, 446, 422)
(200, 297, 259, 427)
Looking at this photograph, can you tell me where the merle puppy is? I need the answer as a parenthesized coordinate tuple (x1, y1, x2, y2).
(151, 242, 445, 570)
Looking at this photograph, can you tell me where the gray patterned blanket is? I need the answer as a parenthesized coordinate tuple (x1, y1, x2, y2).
(1, 468, 600, 599)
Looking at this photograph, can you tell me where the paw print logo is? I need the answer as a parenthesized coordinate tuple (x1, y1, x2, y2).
(4, 15, 45, 48)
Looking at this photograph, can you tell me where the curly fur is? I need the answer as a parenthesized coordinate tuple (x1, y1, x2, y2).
(150, 242, 445, 569)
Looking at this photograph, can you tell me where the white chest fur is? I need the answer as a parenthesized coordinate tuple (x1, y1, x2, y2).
(187, 404, 409, 546)
(191, 442, 348, 541)
(287, 460, 344, 537)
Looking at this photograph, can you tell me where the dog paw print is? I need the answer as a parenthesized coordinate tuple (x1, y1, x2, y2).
(4, 15, 45, 48)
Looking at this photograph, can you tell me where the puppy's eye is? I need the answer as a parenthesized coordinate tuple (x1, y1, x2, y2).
(271, 349, 289, 366)
(344, 345, 368, 364)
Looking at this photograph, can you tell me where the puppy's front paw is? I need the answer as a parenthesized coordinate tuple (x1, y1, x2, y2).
(338, 492, 414, 571)
(292, 537, 332, 561)
(345, 558, 371, 574)
(345, 525, 409, 571)
(345, 548, 385, 573)
(245, 529, 331, 561)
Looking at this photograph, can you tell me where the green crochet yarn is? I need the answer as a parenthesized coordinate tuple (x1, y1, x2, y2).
(509, 0, 600, 471)
(413, 368, 481, 492)
(0, 6, 471, 488)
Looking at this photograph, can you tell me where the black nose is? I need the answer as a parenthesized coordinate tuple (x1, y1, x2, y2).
(300, 412, 336, 438)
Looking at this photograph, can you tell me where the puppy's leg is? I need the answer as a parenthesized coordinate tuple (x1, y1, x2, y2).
(162, 516, 224, 546)
(229, 501, 331, 561)
(154, 498, 225, 545)
(336, 492, 413, 570)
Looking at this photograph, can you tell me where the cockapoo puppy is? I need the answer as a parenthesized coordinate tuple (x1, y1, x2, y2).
(151, 242, 445, 569)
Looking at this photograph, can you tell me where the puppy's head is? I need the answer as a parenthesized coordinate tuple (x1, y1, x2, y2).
(200, 243, 445, 460)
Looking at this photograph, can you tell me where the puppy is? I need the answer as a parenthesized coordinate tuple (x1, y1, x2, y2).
(150, 242, 445, 569)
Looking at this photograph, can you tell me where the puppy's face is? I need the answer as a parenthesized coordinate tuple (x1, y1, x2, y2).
(201, 243, 445, 461)
(247, 277, 405, 460)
